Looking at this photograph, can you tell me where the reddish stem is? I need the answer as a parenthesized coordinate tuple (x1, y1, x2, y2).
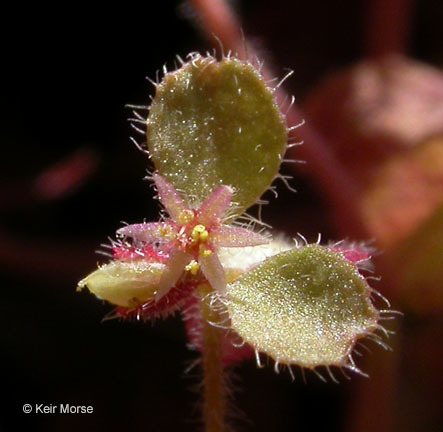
(190, 0, 246, 59)
(199, 284, 227, 432)
(365, 0, 414, 58)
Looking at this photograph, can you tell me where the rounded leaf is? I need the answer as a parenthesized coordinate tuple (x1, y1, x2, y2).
(147, 54, 287, 214)
(77, 261, 164, 307)
(226, 245, 379, 368)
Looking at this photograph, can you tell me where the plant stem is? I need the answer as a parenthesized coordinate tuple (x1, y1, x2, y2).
(201, 288, 226, 432)
(365, 0, 413, 58)
(190, 0, 246, 59)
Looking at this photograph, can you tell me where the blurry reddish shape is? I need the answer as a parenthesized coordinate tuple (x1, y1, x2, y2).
(305, 56, 443, 179)
(33, 148, 98, 200)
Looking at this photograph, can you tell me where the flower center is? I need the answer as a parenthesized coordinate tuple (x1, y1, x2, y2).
(191, 224, 209, 243)
(190, 224, 212, 257)
(175, 214, 213, 259)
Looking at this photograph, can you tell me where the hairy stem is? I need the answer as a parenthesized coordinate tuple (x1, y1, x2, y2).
(200, 287, 226, 432)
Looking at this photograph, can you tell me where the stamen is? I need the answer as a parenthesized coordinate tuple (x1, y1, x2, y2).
(199, 244, 213, 257)
(185, 260, 200, 275)
(192, 224, 209, 243)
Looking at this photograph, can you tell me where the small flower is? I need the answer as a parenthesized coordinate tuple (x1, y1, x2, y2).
(117, 174, 269, 300)
(78, 174, 269, 312)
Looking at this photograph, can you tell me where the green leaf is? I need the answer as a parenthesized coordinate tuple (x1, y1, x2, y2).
(226, 245, 379, 368)
(77, 261, 164, 307)
(147, 54, 287, 215)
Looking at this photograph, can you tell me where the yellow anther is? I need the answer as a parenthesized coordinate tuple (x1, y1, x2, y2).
(191, 229, 199, 242)
(193, 224, 206, 234)
(199, 244, 213, 257)
(185, 260, 200, 275)
(192, 224, 209, 243)
(200, 229, 209, 242)
(178, 209, 195, 224)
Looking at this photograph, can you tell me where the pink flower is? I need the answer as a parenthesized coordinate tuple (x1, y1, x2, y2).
(117, 174, 269, 301)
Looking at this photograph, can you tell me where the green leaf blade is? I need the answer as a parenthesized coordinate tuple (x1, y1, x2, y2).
(226, 245, 379, 368)
(148, 54, 287, 213)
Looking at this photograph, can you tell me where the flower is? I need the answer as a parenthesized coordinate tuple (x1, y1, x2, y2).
(117, 174, 269, 300)
(78, 174, 269, 311)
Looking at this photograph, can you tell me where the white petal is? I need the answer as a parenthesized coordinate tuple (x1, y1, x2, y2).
(218, 236, 293, 272)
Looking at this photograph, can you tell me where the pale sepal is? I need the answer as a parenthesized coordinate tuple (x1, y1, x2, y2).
(197, 185, 233, 226)
(210, 226, 269, 248)
(117, 222, 175, 243)
(199, 252, 227, 295)
(156, 249, 193, 301)
(77, 260, 164, 307)
(153, 173, 188, 223)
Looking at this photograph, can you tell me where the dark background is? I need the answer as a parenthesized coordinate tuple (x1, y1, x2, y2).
(2, 1, 442, 431)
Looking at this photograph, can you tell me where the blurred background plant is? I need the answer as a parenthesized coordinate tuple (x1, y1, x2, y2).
(2, 1, 442, 431)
